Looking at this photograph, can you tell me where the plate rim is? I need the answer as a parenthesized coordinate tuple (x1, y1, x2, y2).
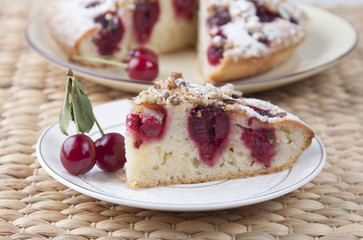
(25, 3, 358, 93)
(36, 99, 326, 212)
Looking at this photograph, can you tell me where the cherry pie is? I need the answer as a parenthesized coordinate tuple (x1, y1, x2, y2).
(47, 0, 308, 82)
(125, 72, 314, 189)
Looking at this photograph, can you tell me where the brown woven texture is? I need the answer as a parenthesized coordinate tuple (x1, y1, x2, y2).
(0, 0, 363, 239)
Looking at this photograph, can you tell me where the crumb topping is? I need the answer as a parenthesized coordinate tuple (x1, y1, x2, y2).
(130, 72, 308, 123)
(131, 72, 242, 108)
(130, 73, 301, 124)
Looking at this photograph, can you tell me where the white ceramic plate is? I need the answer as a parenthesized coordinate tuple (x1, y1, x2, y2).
(36, 99, 326, 212)
(26, 4, 357, 93)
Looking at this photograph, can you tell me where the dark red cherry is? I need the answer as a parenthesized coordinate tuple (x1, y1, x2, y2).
(207, 7, 231, 27)
(254, 3, 278, 23)
(127, 54, 159, 81)
(94, 12, 124, 55)
(188, 107, 230, 166)
(133, 0, 160, 44)
(60, 134, 96, 175)
(207, 45, 224, 65)
(95, 133, 126, 172)
(172, 0, 197, 20)
(241, 127, 276, 168)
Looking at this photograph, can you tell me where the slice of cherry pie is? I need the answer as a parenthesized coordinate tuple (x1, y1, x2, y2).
(125, 72, 314, 189)
(47, 0, 196, 59)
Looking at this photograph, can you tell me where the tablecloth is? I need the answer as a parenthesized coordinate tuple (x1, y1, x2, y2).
(0, 0, 362, 239)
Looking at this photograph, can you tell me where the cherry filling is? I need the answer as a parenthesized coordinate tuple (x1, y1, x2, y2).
(254, 3, 279, 23)
(247, 105, 274, 118)
(254, 2, 298, 24)
(210, 28, 227, 39)
(207, 30, 226, 66)
(207, 45, 224, 66)
(94, 12, 124, 55)
(172, 0, 197, 20)
(126, 104, 167, 148)
(207, 7, 231, 27)
(257, 37, 270, 46)
(249, 33, 270, 46)
(133, 0, 160, 44)
(241, 127, 276, 168)
(188, 107, 230, 166)
(290, 17, 299, 25)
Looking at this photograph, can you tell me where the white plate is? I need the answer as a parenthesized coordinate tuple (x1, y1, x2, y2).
(36, 99, 326, 212)
(26, 4, 357, 93)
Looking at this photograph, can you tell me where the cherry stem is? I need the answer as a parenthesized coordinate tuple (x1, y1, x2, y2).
(72, 55, 128, 68)
(94, 118, 105, 136)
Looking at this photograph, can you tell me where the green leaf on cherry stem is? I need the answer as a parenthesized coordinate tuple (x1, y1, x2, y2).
(59, 69, 96, 135)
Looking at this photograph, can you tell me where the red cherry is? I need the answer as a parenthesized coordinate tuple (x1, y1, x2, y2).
(127, 54, 158, 81)
(126, 47, 158, 62)
(207, 45, 224, 65)
(95, 133, 126, 172)
(126, 105, 166, 139)
(241, 127, 276, 168)
(60, 134, 96, 175)
(126, 105, 167, 148)
(188, 107, 230, 166)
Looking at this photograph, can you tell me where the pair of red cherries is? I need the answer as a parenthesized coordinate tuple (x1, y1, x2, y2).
(60, 133, 126, 175)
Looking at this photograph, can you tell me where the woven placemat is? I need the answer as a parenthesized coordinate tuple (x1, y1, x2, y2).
(0, 0, 362, 239)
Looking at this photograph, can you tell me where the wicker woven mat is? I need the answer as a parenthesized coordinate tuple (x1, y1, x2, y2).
(0, 0, 363, 239)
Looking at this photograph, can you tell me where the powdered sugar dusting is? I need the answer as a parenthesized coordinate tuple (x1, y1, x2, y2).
(48, 0, 132, 48)
(238, 98, 301, 123)
(207, 0, 308, 61)
(48, 0, 117, 48)
(222, 18, 267, 59)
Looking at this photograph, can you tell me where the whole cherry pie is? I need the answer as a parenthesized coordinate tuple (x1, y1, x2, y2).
(47, 0, 308, 83)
